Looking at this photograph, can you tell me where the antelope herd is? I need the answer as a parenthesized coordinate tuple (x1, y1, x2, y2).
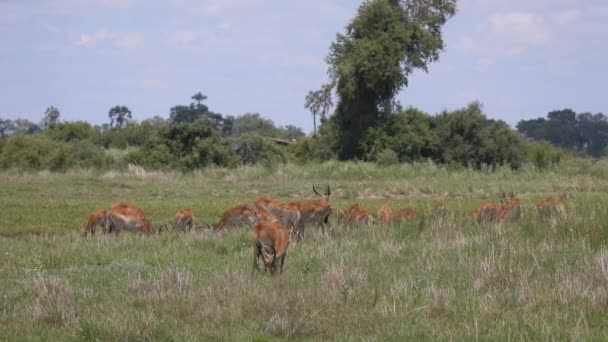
(83, 188, 571, 275)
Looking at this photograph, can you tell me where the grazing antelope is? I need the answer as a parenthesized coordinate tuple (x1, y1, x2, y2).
(213, 204, 259, 231)
(429, 201, 449, 220)
(471, 200, 502, 223)
(536, 193, 569, 219)
(291, 185, 332, 241)
(391, 208, 422, 222)
(498, 192, 521, 221)
(377, 204, 392, 224)
(254, 197, 285, 217)
(278, 202, 301, 232)
(172, 208, 194, 232)
(339, 203, 373, 226)
(251, 221, 291, 275)
(107, 203, 153, 236)
(255, 208, 281, 224)
(82, 209, 107, 236)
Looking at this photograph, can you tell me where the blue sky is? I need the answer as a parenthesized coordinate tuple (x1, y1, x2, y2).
(0, 0, 606, 132)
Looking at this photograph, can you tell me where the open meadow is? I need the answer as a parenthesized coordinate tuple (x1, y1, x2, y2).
(3, 160, 608, 340)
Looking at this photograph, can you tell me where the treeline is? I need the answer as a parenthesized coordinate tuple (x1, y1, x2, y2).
(517, 109, 608, 157)
(0, 95, 566, 172)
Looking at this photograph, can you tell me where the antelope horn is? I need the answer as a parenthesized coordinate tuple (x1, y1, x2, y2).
(313, 184, 321, 196)
(326, 185, 331, 197)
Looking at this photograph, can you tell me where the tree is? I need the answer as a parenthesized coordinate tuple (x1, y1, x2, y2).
(41, 106, 61, 129)
(108, 105, 132, 128)
(191, 92, 208, 108)
(517, 108, 608, 157)
(304, 83, 333, 135)
(11, 119, 40, 135)
(231, 113, 279, 137)
(0, 118, 14, 138)
(324, 0, 457, 159)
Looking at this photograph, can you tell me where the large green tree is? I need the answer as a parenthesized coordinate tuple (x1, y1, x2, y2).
(324, 0, 456, 159)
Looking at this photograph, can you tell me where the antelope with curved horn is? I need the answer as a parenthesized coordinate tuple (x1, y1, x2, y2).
(290, 185, 332, 241)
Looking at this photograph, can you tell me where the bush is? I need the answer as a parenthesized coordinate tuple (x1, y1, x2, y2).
(44, 121, 98, 143)
(362, 107, 439, 163)
(291, 135, 336, 163)
(232, 135, 288, 165)
(376, 148, 399, 166)
(0, 135, 111, 171)
(527, 141, 563, 169)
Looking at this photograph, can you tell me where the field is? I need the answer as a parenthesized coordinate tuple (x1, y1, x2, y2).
(2, 160, 608, 340)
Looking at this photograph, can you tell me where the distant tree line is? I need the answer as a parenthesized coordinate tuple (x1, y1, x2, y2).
(517, 109, 608, 158)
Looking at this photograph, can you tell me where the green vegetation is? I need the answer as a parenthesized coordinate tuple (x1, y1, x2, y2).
(2, 161, 608, 339)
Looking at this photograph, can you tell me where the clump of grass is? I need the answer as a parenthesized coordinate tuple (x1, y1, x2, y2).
(26, 275, 76, 327)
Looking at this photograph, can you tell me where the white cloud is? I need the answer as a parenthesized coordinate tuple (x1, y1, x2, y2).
(76, 29, 107, 47)
(112, 32, 144, 49)
(489, 12, 550, 45)
(553, 9, 580, 25)
(76, 30, 144, 49)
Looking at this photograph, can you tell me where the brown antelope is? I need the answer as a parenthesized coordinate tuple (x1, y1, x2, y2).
(391, 208, 422, 221)
(255, 208, 281, 224)
(377, 204, 392, 224)
(172, 208, 194, 232)
(290, 185, 332, 241)
(251, 221, 291, 275)
(212, 204, 260, 231)
(497, 192, 521, 221)
(255, 196, 301, 232)
(254, 197, 284, 217)
(339, 203, 373, 226)
(471, 200, 502, 223)
(107, 202, 153, 236)
(82, 209, 107, 236)
(536, 193, 568, 219)
(277, 202, 301, 232)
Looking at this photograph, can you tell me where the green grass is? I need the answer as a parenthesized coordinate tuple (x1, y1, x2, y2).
(2, 161, 608, 340)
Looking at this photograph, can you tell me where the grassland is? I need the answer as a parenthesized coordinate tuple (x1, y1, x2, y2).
(2, 160, 608, 340)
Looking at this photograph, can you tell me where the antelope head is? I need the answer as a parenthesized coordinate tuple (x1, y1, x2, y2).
(313, 184, 331, 201)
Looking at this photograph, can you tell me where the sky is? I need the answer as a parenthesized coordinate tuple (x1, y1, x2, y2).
(0, 0, 606, 132)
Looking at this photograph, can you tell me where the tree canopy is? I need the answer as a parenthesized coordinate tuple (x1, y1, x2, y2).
(323, 0, 457, 159)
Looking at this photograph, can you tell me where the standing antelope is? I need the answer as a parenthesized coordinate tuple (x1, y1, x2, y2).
(251, 221, 291, 275)
(536, 193, 568, 219)
(471, 200, 502, 223)
(82, 209, 107, 236)
(172, 208, 194, 232)
(290, 185, 332, 241)
(107, 202, 153, 236)
(498, 192, 521, 221)
(254, 196, 301, 231)
(377, 204, 392, 224)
